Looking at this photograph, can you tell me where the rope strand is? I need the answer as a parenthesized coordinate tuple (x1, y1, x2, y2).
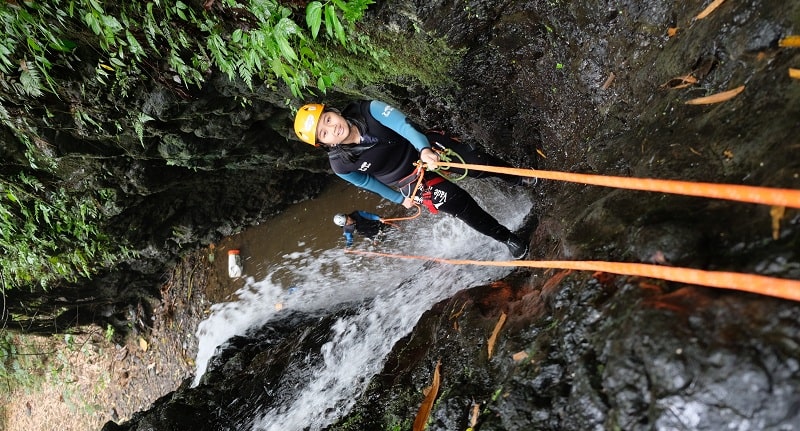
(344, 249, 800, 302)
(436, 162, 800, 208)
(347, 162, 799, 302)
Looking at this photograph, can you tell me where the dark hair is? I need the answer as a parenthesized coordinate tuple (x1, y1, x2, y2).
(318, 107, 371, 163)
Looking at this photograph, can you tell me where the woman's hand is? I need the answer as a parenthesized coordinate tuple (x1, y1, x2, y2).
(419, 147, 440, 170)
(402, 197, 415, 208)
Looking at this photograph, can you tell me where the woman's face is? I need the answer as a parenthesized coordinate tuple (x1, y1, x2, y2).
(316, 110, 352, 145)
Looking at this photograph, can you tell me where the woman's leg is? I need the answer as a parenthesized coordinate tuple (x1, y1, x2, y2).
(421, 178, 507, 240)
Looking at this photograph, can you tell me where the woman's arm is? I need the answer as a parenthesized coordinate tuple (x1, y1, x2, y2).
(337, 172, 404, 203)
(368, 101, 430, 151)
(343, 230, 354, 247)
(369, 100, 440, 168)
(356, 210, 382, 221)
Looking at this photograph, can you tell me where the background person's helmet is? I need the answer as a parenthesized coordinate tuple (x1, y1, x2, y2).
(333, 213, 347, 227)
(294, 104, 324, 146)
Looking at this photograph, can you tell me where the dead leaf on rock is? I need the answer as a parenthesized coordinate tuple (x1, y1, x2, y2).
(696, 0, 725, 19)
(650, 250, 668, 264)
(601, 72, 615, 89)
(412, 359, 441, 431)
(489, 280, 511, 289)
(667, 27, 678, 37)
(591, 271, 616, 285)
(685, 85, 744, 105)
(638, 281, 664, 294)
(487, 312, 507, 359)
(779, 36, 800, 48)
(771, 206, 785, 240)
(543, 270, 571, 291)
(469, 403, 480, 428)
(661, 74, 698, 89)
(138, 337, 148, 352)
(512, 351, 529, 361)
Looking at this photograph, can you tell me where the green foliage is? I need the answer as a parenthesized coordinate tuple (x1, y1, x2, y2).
(0, 329, 112, 412)
(0, 0, 380, 292)
(0, 0, 375, 99)
(0, 330, 45, 396)
(0, 0, 457, 294)
(103, 324, 115, 342)
(0, 174, 133, 291)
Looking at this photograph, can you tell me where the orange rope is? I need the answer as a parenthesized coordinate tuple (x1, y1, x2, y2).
(380, 163, 429, 224)
(436, 162, 800, 208)
(381, 204, 422, 223)
(344, 249, 800, 302)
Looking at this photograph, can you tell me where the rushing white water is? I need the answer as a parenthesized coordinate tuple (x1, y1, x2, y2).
(192, 179, 535, 430)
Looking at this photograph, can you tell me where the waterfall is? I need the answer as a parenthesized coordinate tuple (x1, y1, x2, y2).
(192, 179, 535, 430)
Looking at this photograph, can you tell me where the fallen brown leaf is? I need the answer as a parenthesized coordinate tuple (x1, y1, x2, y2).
(661, 74, 698, 89)
(771, 206, 785, 240)
(789, 68, 800, 79)
(487, 312, 507, 359)
(450, 301, 467, 319)
(512, 351, 529, 361)
(650, 250, 667, 264)
(470, 402, 480, 427)
(601, 72, 616, 90)
(412, 359, 441, 431)
(667, 27, 678, 37)
(779, 36, 800, 48)
(685, 85, 744, 105)
(138, 337, 148, 352)
(696, 0, 725, 19)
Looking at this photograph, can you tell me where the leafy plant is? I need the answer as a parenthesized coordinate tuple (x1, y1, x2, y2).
(0, 0, 457, 297)
(0, 174, 133, 291)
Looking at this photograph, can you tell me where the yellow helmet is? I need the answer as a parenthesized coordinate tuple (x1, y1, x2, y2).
(294, 103, 324, 146)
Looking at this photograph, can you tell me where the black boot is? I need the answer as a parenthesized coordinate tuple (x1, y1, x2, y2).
(504, 235, 529, 260)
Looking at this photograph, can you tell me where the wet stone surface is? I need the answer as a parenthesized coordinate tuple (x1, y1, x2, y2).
(103, 0, 800, 430)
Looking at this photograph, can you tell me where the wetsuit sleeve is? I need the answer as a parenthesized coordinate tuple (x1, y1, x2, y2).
(343, 230, 354, 247)
(356, 210, 382, 221)
(368, 100, 431, 152)
(337, 172, 404, 204)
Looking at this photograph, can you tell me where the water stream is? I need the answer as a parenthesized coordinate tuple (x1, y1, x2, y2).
(192, 179, 535, 430)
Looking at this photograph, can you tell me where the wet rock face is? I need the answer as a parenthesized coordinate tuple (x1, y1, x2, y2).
(106, 0, 800, 430)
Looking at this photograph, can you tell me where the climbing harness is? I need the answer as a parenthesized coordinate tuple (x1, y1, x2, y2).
(396, 159, 450, 216)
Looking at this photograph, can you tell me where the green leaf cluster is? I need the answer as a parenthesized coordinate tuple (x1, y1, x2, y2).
(0, 0, 459, 295)
(0, 0, 375, 99)
(0, 174, 133, 291)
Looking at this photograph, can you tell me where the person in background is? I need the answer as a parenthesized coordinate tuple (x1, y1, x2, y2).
(333, 210, 387, 247)
(295, 100, 534, 259)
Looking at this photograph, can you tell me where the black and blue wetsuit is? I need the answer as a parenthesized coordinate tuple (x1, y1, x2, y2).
(342, 210, 383, 247)
(327, 100, 525, 247)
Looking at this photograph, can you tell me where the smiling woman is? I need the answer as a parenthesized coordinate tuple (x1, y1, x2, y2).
(293, 99, 537, 260)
